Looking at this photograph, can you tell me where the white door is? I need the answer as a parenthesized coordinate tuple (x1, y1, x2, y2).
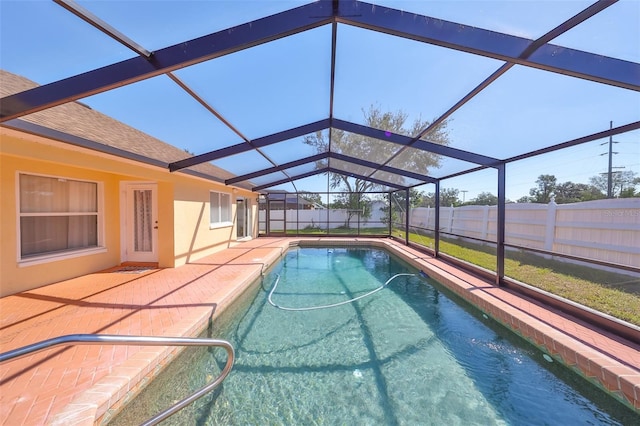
(123, 183, 158, 263)
(236, 198, 251, 239)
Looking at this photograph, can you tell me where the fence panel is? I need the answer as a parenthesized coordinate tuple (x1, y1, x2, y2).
(261, 198, 639, 268)
(409, 198, 639, 268)
(553, 199, 640, 266)
(504, 203, 548, 250)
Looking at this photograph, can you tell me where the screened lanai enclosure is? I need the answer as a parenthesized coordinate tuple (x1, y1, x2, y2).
(1, 1, 639, 332)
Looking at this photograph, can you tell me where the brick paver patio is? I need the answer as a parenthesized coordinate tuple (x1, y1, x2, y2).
(1, 238, 638, 424)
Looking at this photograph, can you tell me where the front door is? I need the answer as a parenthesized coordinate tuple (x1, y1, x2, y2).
(123, 183, 158, 263)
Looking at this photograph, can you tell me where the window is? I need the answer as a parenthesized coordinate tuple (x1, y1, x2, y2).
(210, 191, 232, 227)
(18, 173, 102, 261)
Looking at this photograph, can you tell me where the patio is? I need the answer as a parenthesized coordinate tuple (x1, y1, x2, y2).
(0, 238, 638, 424)
(1, 0, 639, 423)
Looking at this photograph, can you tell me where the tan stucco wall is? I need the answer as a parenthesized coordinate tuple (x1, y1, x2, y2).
(1, 129, 256, 296)
(171, 176, 256, 267)
(1, 144, 123, 296)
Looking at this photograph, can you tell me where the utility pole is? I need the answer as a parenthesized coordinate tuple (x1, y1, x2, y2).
(607, 121, 615, 198)
(460, 190, 468, 203)
(600, 121, 624, 198)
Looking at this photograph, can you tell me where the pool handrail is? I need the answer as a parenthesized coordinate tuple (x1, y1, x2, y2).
(0, 333, 235, 426)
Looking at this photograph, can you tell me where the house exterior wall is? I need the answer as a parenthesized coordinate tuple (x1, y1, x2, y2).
(1, 135, 124, 296)
(171, 178, 257, 267)
(0, 129, 256, 297)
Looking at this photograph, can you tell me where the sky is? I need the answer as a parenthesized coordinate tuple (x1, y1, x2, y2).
(1, 0, 638, 202)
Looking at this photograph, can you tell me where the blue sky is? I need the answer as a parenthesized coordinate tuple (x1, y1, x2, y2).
(1, 0, 638, 201)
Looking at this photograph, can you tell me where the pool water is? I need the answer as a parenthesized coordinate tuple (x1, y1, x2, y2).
(111, 247, 638, 425)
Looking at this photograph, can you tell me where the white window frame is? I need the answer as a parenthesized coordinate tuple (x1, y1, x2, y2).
(210, 191, 233, 228)
(16, 172, 106, 266)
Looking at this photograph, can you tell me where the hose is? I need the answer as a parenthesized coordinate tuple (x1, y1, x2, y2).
(268, 273, 417, 311)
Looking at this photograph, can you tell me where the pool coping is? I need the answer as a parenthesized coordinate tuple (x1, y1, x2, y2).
(367, 239, 640, 413)
(40, 237, 640, 423)
(48, 239, 291, 425)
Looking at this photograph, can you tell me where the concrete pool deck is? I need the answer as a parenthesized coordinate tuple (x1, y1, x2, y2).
(0, 237, 638, 424)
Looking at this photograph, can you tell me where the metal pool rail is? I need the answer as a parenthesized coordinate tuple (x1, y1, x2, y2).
(0, 334, 235, 426)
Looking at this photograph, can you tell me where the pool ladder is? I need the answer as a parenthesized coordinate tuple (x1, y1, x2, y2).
(0, 334, 235, 425)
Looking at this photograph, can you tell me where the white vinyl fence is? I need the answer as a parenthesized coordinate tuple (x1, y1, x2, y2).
(259, 201, 388, 231)
(259, 198, 638, 268)
(409, 198, 640, 269)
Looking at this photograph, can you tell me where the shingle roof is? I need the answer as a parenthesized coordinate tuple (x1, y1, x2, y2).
(0, 69, 241, 185)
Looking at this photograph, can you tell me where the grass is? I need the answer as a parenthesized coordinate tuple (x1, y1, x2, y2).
(405, 230, 640, 326)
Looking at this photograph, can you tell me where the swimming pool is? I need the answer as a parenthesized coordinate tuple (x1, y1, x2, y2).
(110, 247, 637, 425)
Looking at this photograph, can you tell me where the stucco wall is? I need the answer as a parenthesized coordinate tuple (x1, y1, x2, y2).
(1, 138, 124, 296)
(0, 129, 256, 296)
(171, 177, 257, 267)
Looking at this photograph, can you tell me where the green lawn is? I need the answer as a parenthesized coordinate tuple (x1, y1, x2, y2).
(405, 231, 640, 326)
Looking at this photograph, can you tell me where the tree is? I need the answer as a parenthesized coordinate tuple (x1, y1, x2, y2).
(519, 174, 608, 204)
(467, 192, 498, 205)
(302, 105, 450, 226)
(528, 174, 557, 203)
(330, 191, 372, 228)
(440, 188, 460, 207)
(380, 188, 424, 225)
(619, 186, 639, 198)
(554, 182, 603, 203)
(418, 192, 436, 207)
(298, 191, 324, 208)
(417, 188, 460, 207)
(589, 171, 639, 198)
